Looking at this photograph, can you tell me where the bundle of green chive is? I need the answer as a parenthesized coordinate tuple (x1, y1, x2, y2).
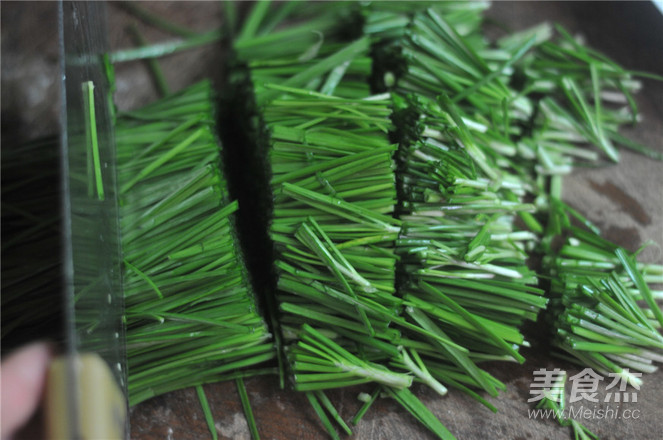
(228, 5, 484, 436)
(115, 80, 274, 406)
(376, 5, 549, 399)
(543, 201, 663, 386)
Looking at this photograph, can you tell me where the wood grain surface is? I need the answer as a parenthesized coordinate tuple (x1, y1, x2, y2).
(2, 2, 661, 439)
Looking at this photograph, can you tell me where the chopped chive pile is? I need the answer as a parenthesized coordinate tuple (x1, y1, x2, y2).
(543, 202, 663, 386)
(223, 2, 662, 438)
(115, 81, 274, 406)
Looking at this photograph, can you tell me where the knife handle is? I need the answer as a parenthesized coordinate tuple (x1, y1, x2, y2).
(45, 353, 127, 439)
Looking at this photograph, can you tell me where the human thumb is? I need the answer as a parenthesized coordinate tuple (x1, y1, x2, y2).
(1, 343, 51, 439)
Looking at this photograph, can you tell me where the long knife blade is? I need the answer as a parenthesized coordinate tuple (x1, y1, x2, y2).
(49, 1, 128, 438)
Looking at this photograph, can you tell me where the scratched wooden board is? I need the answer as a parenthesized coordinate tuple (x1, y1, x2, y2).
(2, 2, 661, 439)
